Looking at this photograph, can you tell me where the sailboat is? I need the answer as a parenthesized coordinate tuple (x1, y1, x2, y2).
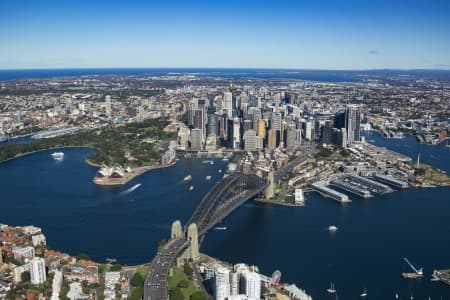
(327, 282, 336, 294)
(360, 287, 368, 297)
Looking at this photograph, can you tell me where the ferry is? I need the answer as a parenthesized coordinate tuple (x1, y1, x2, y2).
(205, 176, 212, 181)
(189, 186, 194, 191)
(184, 174, 192, 182)
(327, 282, 336, 293)
(215, 227, 227, 230)
(328, 225, 338, 232)
(51, 152, 64, 160)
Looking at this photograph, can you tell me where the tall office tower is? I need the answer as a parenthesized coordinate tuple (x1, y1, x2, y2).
(274, 93, 281, 112)
(0, 248, 3, 264)
(193, 109, 205, 137)
(345, 104, 361, 145)
(244, 130, 257, 151)
(285, 123, 297, 150)
(207, 113, 219, 137)
(242, 272, 261, 300)
(268, 129, 277, 151)
(30, 257, 46, 285)
(243, 120, 252, 132)
(341, 128, 348, 148)
(333, 111, 346, 129)
(322, 120, 333, 145)
(257, 119, 266, 139)
(239, 94, 249, 112)
(178, 127, 190, 150)
(233, 118, 241, 149)
(251, 108, 261, 129)
(190, 128, 203, 151)
(305, 121, 313, 140)
(256, 136, 264, 150)
(198, 99, 207, 110)
(223, 92, 233, 118)
(230, 272, 239, 296)
(270, 112, 282, 131)
(216, 95, 223, 115)
(295, 128, 303, 146)
(187, 103, 197, 127)
(214, 267, 230, 300)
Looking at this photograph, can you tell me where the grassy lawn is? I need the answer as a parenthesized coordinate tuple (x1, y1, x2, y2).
(168, 267, 197, 300)
(136, 264, 149, 278)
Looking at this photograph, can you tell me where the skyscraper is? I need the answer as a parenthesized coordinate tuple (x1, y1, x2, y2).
(214, 267, 230, 300)
(30, 257, 46, 285)
(270, 112, 282, 131)
(190, 128, 203, 151)
(193, 109, 205, 138)
(345, 104, 361, 145)
(223, 92, 233, 118)
(242, 272, 261, 300)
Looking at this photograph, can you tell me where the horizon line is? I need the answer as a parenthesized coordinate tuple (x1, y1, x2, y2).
(1, 67, 450, 72)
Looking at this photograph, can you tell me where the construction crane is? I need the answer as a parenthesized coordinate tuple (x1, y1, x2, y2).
(403, 258, 423, 275)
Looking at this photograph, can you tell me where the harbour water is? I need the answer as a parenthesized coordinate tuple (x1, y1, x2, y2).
(0, 133, 449, 299)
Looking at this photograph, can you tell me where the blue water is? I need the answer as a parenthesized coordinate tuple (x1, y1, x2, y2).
(0, 68, 361, 82)
(0, 134, 449, 299)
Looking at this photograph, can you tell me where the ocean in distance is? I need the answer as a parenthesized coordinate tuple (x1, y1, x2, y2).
(0, 133, 449, 299)
(0, 68, 362, 82)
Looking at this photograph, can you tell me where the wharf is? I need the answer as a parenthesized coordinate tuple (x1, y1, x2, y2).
(347, 174, 393, 194)
(372, 173, 409, 189)
(311, 181, 351, 203)
(330, 178, 372, 198)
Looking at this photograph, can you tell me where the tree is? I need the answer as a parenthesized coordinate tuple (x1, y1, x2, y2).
(76, 253, 91, 261)
(130, 272, 144, 287)
(169, 288, 184, 300)
(190, 291, 207, 300)
(110, 264, 122, 271)
(177, 279, 189, 289)
(21, 271, 30, 282)
(183, 263, 193, 278)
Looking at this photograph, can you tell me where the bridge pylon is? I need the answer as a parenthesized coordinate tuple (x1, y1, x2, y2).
(265, 171, 275, 199)
(171, 220, 183, 240)
(186, 223, 200, 261)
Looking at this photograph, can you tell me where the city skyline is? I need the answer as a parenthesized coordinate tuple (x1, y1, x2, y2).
(1, 0, 450, 70)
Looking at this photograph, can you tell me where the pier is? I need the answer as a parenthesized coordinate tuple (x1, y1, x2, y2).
(330, 178, 372, 198)
(347, 174, 393, 194)
(311, 182, 351, 203)
(372, 173, 409, 189)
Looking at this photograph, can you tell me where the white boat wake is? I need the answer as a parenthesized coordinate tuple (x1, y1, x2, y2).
(120, 183, 142, 196)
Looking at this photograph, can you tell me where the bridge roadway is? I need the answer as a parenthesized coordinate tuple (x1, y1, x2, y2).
(145, 149, 315, 300)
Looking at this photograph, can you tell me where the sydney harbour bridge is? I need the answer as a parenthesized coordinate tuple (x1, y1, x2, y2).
(144, 151, 312, 300)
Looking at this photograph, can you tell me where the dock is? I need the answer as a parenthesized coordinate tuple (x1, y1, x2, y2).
(330, 178, 372, 198)
(347, 174, 393, 194)
(311, 182, 351, 203)
(372, 173, 409, 189)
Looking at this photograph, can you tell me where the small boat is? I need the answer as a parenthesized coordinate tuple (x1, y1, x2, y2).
(328, 225, 338, 232)
(215, 227, 227, 230)
(51, 152, 64, 160)
(184, 174, 192, 182)
(218, 169, 222, 173)
(106, 258, 117, 263)
(327, 282, 336, 294)
(395, 293, 399, 299)
(210, 161, 214, 165)
(189, 186, 194, 191)
(205, 176, 212, 181)
(360, 288, 368, 297)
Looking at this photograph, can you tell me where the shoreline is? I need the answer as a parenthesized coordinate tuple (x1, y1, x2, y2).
(254, 198, 305, 207)
(93, 162, 176, 186)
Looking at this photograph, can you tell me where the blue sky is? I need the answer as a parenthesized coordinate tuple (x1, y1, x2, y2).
(1, 0, 449, 69)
